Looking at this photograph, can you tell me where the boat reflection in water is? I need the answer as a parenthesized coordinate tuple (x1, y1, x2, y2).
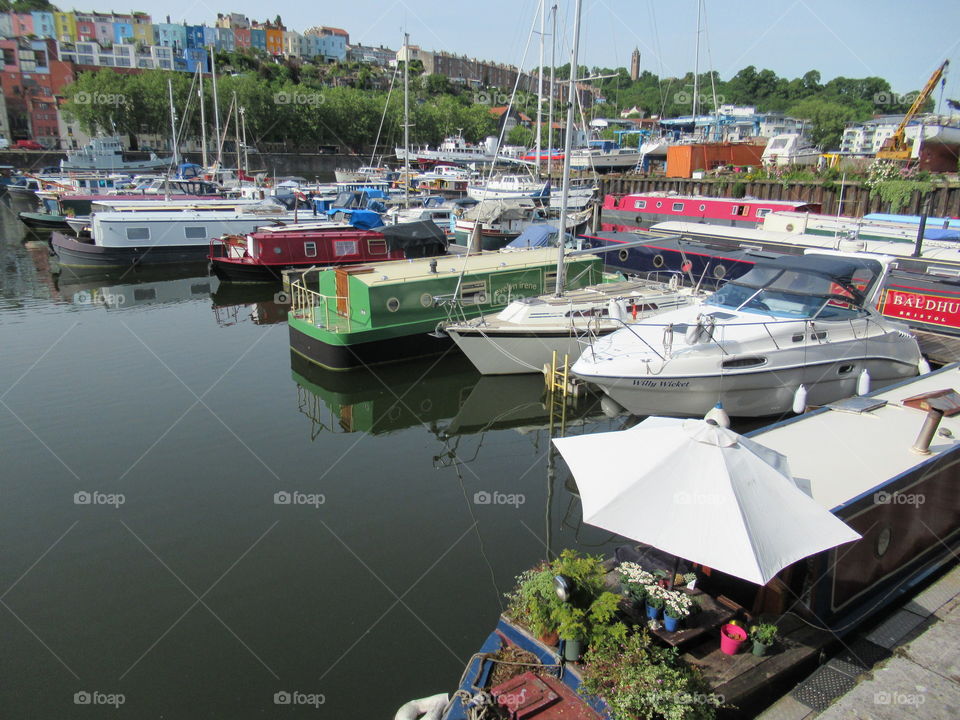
(55, 263, 219, 309)
(211, 282, 291, 326)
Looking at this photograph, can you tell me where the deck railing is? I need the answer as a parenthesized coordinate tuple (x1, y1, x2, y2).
(289, 277, 351, 332)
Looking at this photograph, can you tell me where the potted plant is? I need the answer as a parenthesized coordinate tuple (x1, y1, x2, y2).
(554, 605, 588, 661)
(503, 565, 563, 645)
(750, 623, 779, 656)
(662, 591, 694, 632)
(683, 572, 698, 590)
(644, 584, 666, 620)
(617, 561, 654, 609)
(719, 623, 748, 655)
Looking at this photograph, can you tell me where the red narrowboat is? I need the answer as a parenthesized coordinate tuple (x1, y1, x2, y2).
(602, 192, 821, 229)
(208, 220, 449, 282)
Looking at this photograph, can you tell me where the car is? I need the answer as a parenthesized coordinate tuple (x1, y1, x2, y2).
(14, 140, 43, 150)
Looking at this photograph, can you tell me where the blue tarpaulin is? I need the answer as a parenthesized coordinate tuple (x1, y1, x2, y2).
(505, 224, 556, 248)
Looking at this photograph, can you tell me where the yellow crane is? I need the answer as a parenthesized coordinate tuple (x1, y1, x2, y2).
(876, 60, 949, 161)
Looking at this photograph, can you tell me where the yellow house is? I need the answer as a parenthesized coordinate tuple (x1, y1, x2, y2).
(132, 14, 154, 45)
(265, 27, 283, 56)
(53, 11, 77, 43)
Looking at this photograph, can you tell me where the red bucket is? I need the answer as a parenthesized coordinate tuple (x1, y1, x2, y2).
(720, 623, 748, 655)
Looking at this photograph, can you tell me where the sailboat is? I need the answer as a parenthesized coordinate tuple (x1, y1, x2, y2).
(443, 0, 698, 374)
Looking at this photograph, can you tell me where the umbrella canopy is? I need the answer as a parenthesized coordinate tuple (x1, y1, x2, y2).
(552, 417, 861, 585)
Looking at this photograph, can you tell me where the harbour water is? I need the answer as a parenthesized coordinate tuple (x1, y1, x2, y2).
(0, 196, 635, 716)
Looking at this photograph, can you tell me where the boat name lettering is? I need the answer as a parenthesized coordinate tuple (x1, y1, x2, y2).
(882, 289, 960, 328)
(632, 379, 691, 389)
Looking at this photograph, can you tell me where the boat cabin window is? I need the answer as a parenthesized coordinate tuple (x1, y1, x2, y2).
(184, 226, 207, 240)
(705, 263, 875, 320)
(334, 240, 359, 257)
(756, 208, 772, 217)
(367, 239, 387, 255)
(126, 227, 150, 241)
(672, 202, 684, 212)
(133, 288, 156, 301)
(303, 242, 317, 257)
(731, 205, 749, 216)
(633, 200, 646, 210)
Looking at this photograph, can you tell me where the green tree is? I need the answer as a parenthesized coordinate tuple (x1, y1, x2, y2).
(788, 97, 864, 149)
(507, 124, 533, 146)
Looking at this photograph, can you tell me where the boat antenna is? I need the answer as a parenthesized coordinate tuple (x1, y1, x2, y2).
(554, 0, 583, 297)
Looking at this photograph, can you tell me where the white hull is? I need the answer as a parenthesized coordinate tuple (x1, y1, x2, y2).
(548, 185, 596, 209)
(569, 151, 645, 170)
(448, 326, 604, 375)
(92, 210, 301, 248)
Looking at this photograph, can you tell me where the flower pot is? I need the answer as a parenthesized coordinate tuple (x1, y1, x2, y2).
(752, 639, 772, 656)
(646, 603, 662, 620)
(538, 630, 559, 647)
(663, 614, 682, 632)
(561, 637, 583, 662)
(720, 623, 748, 655)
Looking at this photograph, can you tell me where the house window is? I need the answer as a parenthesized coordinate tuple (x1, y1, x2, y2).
(303, 241, 317, 257)
(671, 202, 684, 212)
(184, 226, 207, 240)
(334, 240, 358, 256)
(126, 227, 150, 241)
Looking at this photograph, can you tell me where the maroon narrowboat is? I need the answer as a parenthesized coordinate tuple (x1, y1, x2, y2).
(208, 220, 449, 282)
(602, 192, 821, 229)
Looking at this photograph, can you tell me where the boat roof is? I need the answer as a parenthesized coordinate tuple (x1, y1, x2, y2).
(344, 247, 596, 287)
(749, 364, 960, 513)
(621, 193, 815, 207)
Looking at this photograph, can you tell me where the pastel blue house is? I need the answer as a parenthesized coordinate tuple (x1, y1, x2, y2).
(153, 22, 187, 50)
(30, 11, 55, 39)
(113, 20, 134, 45)
(250, 27, 265, 51)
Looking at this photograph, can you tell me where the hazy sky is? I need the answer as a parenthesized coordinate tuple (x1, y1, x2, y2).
(82, 0, 960, 100)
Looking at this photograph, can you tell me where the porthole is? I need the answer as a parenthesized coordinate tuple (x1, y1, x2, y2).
(420, 292, 433, 308)
(713, 264, 726, 279)
(652, 254, 665, 268)
(386, 297, 400, 312)
(875, 526, 892, 558)
(273, 246, 283, 254)
(618, 249, 630, 262)
(699, 204, 706, 212)
(785, 223, 794, 232)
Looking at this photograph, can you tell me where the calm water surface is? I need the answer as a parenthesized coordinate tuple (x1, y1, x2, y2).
(0, 195, 630, 717)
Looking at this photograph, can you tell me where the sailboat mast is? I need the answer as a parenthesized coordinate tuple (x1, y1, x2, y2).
(554, 0, 582, 297)
(692, 0, 702, 132)
(167, 78, 178, 167)
(233, 92, 241, 172)
(211, 49, 222, 168)
(546, 3, 557, 178)
(240, 107, 248, 174)
(403, 32, 411, 209)
(535, 0, 544, 177)
(198, 66, 208, 168)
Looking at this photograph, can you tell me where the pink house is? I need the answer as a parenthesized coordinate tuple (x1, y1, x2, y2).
(10, 13, 34, 36)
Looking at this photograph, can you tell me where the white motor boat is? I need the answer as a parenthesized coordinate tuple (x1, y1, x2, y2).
(445, 275, 697, 375)
(572, 253, 923, 417)
(61, 136, 173, 173)
(466, 174, 549, 201)
(761, 134, 821, 167)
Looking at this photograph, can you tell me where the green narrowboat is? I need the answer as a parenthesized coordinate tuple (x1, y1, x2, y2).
(287, 247, 604, 371)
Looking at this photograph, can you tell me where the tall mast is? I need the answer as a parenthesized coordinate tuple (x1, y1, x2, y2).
(535, 0, 544, 177)
(233, 92, 241, 172)
(554, 0, 582, 297)
(403, 32, 410, 209)
(692, 0, 702, 131)
(240, 107, 248, 174)
(211, 49, 222, 168)
(167, 78, 178, 167)
(546, 3, 557, 177)
(198, 66, 208, 168)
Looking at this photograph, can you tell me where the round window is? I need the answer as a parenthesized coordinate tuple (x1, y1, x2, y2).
(386, 297, 400, 312)
(785, 223, 795, 232)
(273, 246, 282, 254)
(420, 293, 433, 308)
(713, 264, 727, 279)
(699, 204, 706, 212)
(652, 254, 665, 268)
(618, 249, 630, 262)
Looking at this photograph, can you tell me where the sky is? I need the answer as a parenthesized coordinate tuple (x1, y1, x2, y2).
(80, 0, 960, 101)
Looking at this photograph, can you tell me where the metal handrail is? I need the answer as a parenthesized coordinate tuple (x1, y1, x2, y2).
(289, 277, 352, 332)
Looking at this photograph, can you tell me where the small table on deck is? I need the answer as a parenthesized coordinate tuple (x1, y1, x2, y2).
(620, 588, 736, 649)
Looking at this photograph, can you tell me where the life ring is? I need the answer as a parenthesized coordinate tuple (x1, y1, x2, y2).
(393, 693, 448, 720)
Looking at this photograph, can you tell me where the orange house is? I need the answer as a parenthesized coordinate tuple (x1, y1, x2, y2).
(666, 143, 765, 178)
(265, 27, 283, 55)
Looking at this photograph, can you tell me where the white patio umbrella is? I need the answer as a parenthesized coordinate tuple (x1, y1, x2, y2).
(552, 416, 861, 585)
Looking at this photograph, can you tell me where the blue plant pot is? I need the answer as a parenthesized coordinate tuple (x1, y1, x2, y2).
(663, 614, 681, 632)
(646, 603, 662, 620)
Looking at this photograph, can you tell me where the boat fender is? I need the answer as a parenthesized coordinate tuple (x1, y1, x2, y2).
(685, 318, 701, 345)
(393, 692, 448, 720)
(918, 357, 931, 375)
(857, 368, 871, 396)
(705, 403, 731, 428)
(792, 385, 808, 414)
(600, 394, 625, 418)
(608, 299, 623, 322)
